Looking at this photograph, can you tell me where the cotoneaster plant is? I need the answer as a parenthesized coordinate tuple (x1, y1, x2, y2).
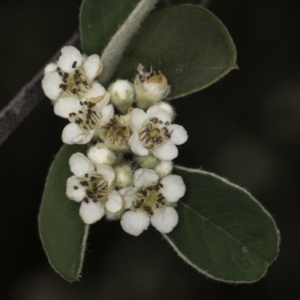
(38, 0, 280, 284)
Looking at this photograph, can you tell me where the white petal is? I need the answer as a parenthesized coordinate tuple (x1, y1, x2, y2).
(121, 210, 150, 236)
(168, 124, 188, 145)
(44, 63, 57, 74)
(130, 108, 147, 131)
(83, 54, 103, 80)
(62, 123, 93, 145)
(54, 97, 81, 119)
(146, 105, 172, 124)
(119, 187, 138, 209)
(100, 104, 114, 125)
(160, 174, 186, 203)
(79, 201, 105, 224)
(152, 141, 178, 160)
(57, 46, 83, 73)
(105, 190, 124, 213)
(133, 168, 159, 188)
(69, 152, 94, 178)
(73, 130, 94, 144)
(155, 160, 173, 177)
(66, 176, 85, 202)
(128, 132, 149, 156)
(42, 72, 62, 101)
(156, 102, 175, 120)
(85, 82, 106, 100)
(96, 164, 115, 186)
(151, 206, 178, 233)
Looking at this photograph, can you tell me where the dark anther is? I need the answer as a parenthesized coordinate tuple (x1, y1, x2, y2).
(83, 80, 88, 85)
(59, 84, 67, 91)
(56, 67, 61, 71)
(80, 101, 83, 105)
(72, 61, 77, 68)
(75, 81, 81, 85)
(85, 173, 89, 178)
(74, 186, 78, 190)
(58, 71, 63, 76)
(83, 197, 89, 203)
(90, 176, 96, 181)
(79, 110, 83, 114)
(63, 79, 67, 83)
(69, 112, 76, 117)
(63, 73, 69, 79)
(80, 181, 89, 186)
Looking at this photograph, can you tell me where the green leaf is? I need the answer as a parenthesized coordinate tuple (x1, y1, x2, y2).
(39, 145, 88, 282)
(80, 0, 159, 84)
(165, 166, 280, 283)
(113, 5, 237, 99)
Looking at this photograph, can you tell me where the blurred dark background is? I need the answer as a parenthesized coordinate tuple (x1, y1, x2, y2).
(1, 0, 300, 299)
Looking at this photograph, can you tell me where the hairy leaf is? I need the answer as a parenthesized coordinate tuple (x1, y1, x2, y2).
(165, 166, 280, 283)
(39, 145, 88, 282)
(113, 5, 237, 99)
(80, 0, 159, 84)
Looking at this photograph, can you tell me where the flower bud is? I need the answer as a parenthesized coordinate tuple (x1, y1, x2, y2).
(87, 142, 116, 166)
(136, 154, 158, 169)
(134, 64, 170, 110)
(114, 164, 133, 188)
(108, 79, 134, 114)
(155, 160, 173, 178)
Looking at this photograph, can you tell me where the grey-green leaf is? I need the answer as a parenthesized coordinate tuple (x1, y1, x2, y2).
(165, 166, 280, 283)
(113, 5, 237, 99)
(80, 0, 158, 85)
(39, 145, 88, 282)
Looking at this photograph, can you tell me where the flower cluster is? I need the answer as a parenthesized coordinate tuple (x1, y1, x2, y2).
(42, 46, 188, 236)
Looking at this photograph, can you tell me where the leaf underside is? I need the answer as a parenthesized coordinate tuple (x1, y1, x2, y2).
(165, 166, 280, 283)
(39, 145, 87, 282)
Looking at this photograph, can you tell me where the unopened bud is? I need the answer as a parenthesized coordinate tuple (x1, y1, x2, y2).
(87, 142, 116, 166)
(136, 154, 158, 169)
(114, 164, 133, 188)
(155, 160, 173, 178)
(108, 79, 134, 114)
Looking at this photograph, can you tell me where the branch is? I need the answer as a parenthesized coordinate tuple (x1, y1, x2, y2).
(0, 31, 80, 147)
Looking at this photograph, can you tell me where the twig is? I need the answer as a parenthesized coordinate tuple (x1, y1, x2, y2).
(0, 31, 80, 147)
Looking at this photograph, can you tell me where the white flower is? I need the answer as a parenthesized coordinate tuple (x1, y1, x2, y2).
(60, 95, 112, 145)
(134, 64, 170, 110)
(42, 46, 103, 101)
(66, 153, 124, 224)
(98, 109, 132, 150)
(128, 105, 188, 160)
(119, 169, 186, 236)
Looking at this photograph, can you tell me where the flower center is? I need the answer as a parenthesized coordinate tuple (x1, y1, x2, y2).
(139, 118, 172, 149)
(57, 63, 90, 98)
(99, 116, 132, 150)
(133, 183, 165, 216)
(68, 101, 101, 133)
(77, 173, 109, 204)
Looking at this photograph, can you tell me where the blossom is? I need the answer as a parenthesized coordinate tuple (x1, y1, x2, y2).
(42, 46, 103, 102)
(134, 64, 170, 110)
(98, 109, 132, 150)
(66, 153, 124, 224)
(119, 169, 186, 236)
(128, 105, 188, 160)
(42, 46, 111, 144)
